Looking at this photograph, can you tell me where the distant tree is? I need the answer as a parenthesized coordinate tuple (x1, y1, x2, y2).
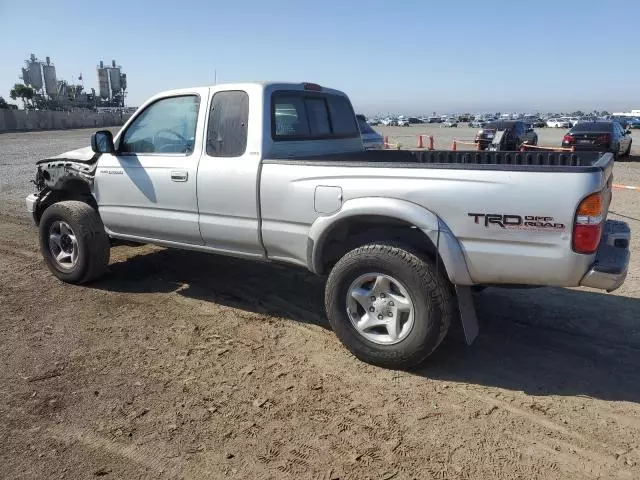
(0, 96, 9, 109)
(570, 110, 585, 117)
(9, 83, 35, 108)
(601, 110, 610, 116)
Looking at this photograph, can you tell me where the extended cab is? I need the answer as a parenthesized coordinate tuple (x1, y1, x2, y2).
(26, 82, 631, 368)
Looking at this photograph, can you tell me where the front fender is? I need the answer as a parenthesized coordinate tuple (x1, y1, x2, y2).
(308, 197, 473, 285)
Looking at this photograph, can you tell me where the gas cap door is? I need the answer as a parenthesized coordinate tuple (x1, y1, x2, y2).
(314, 186, 343, 214)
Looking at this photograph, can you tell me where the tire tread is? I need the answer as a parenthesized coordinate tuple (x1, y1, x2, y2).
(325, 241, 454, 368)
(39, 201, 110, 284)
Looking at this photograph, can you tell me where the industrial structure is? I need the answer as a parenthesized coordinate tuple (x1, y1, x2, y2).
(18, 54, 129, 111)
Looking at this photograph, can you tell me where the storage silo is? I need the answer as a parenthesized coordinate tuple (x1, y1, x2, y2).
(109, 67, 121, 93)
(98, 67, 110, 99)
(28, 61, 43, 90)
(43, 65, 58, 97)
(21, 67, 31, 86)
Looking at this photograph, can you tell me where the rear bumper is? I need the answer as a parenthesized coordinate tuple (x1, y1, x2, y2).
(580, 220, 630, 292)
(563, 144, 611, 152)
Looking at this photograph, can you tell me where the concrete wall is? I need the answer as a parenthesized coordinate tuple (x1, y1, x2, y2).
(0, 110, 131, 133)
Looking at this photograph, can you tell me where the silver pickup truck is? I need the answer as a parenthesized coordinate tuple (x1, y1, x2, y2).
(26, 82, 631, 368)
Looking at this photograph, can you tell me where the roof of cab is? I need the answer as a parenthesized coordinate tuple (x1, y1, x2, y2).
(151, 82, 347, 99)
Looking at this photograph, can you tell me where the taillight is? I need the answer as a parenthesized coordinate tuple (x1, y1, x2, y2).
(596, 134, 610, 144)
(573, 192, 603, 254)
(563, 134, 575, 144)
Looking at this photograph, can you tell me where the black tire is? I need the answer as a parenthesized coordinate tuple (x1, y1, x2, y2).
(39, 201, 110, 284)
(325, 242, 455, 369)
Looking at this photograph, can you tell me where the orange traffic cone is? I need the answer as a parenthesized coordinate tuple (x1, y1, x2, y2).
(417, 135, 424, 149)
(451, 139, 457, 151)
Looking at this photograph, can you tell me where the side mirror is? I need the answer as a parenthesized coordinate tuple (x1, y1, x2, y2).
(91, 130, 115, 154)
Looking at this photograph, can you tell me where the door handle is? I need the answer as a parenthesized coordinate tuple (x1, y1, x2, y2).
(171, 171, 188, 182)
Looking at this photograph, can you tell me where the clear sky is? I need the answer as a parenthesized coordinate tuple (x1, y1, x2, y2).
(0, 0, 638, 115)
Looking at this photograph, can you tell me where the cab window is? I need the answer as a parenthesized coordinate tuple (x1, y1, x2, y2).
(206, 91, 249, 157)
(119, 95, 200, 154)
(272, 91, 358, 140)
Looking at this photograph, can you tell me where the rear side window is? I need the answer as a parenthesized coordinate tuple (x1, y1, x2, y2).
(206, 91, 249, 157)
(356, 115, 376, 134)
(326, 95, 358, 136)
(272, 91, 358, 140)
(305, 97, 331, 136)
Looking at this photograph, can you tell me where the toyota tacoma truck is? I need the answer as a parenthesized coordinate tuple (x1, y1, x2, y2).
(26, 82, 631, 369)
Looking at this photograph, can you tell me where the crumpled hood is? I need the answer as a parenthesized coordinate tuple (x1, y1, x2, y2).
(36, 146, 99, 165)
(34, 145, 102, 191)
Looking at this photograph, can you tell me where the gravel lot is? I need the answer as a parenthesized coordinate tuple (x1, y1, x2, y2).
(1, 128, 640, 479)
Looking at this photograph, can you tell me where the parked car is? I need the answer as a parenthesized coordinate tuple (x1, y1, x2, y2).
(547, 118, 571, 128)
(531, 118, 547, 128)
(475, 120, 538, 150)
(408, 117, 422, 124)
(367, 118, 381, 126)
(626, 117, 640, 129)
(562, 121, 632, 158)
(397, 117, 410, 127)
(610, 116, 631, 128)
(356, 114, 384, 150)
(427, 116, 442, 123)
(468, 119, 486, 128)
(442, 118, 458, 127)
(26, 81, 630, 369)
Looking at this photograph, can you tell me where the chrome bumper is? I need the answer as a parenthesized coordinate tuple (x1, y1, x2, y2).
(580, 220, 630, 292)
(25, 193, 39, 224)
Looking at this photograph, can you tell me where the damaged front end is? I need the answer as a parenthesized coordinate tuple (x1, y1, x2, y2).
(27, 146, 102, 225)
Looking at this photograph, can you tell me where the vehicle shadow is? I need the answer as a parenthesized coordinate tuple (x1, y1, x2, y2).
(98, 246, 329, 329)
(419, 287, 640, 403)
(96, 247, 640, 403)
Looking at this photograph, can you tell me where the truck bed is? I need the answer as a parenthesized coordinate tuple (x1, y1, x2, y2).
(260, 148, 615, 287)
(265, 150, 611, 172)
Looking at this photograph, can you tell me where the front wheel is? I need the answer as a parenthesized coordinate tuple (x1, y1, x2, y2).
(325, 243, 454, 369)
(39, 201, 110, 284)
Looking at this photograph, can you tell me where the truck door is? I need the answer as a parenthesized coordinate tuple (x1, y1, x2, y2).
(196, 89, 264, 257)
(94, 93, 206, 244)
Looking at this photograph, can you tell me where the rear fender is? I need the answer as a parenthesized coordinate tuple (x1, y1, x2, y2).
(308, 197, 473, 285)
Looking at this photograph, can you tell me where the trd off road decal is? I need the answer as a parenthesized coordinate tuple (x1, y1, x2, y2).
(468, 213, 565, 231)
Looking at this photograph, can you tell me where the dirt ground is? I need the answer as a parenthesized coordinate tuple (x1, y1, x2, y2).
(1, 129, 640, 479)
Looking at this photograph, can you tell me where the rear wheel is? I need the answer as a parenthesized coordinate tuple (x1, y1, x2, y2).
(325, 242, 454, 369)
(39, 201, 110, 284)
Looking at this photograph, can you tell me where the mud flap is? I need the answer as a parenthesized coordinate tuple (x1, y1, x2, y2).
(454, 285, 479, 345)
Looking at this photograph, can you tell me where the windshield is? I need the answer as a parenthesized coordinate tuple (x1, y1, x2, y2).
(571, 122, 613, 132)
